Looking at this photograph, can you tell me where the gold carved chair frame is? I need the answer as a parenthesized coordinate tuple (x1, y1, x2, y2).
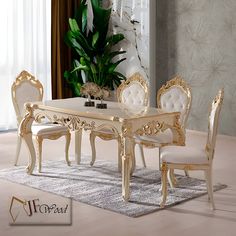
(12, 70, 71, 172)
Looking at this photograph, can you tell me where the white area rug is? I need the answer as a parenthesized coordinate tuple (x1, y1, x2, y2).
(0, 159, 226, 217)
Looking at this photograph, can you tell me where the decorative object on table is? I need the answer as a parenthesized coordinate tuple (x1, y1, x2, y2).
(64, 0, 127, 97)
(11, 70, 71, 172)
(159, 89, 224, 209)
(84, 95, 95, 107)
(95, 86, 111, 109)
(96, 102, 107, 109)
(80, 82, 100, 107)
(80, 82, 111, 108)
(0, 159, 227, 217)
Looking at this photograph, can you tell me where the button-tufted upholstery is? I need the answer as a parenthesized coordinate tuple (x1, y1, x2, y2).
(157, 76, 192, 128)
(160, 87, 189, 124)
(120, 83, 147, 106)
(117, 72, 149, 106)
(15, 81, 42, 118)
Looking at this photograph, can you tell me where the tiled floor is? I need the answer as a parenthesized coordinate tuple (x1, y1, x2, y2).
(0, 130, 236, 236)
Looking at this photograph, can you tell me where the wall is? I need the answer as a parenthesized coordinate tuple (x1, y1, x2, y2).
(110, 0, 150, 82)
(157, 0, 236, 136)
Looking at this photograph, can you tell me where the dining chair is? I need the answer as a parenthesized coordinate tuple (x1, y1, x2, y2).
(89, 72, 149, 171)
(12, 70, 71, 172)
(135, 76, 192, 169)
(159, 89, 224, 209)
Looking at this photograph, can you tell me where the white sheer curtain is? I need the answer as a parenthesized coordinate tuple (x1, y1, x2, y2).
(0, 0, 51, 130)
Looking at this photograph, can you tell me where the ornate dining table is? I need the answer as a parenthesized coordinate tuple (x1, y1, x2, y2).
(19, 97, 185, 201)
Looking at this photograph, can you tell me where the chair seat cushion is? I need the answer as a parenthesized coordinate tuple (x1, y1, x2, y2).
(32, 123, 68, 135)
(160, 146, 209, 164)
(135, 129, 173, 146)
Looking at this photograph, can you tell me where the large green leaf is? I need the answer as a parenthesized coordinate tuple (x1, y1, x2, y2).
(91, 0, 111, 47)
(65, 31, 90, 60)
(71, 64, 89, 73)
(105, 34, 125, 47)
(64, 71, 83, 94)
(104, 50, 126, 64)
(112, 71, 127, 80)
(107, 58, 126, 73)
(64, 0, 127, 93)
(92, 32, 99, 48)
(81, 6, 87, 33)
(69, 18, 80, 33)
(74, 0, 87, 32)
(68, 20, 93, 52)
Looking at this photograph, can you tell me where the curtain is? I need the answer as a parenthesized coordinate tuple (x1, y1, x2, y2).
(0, 0, 51, 131)
(51, 0, 80, 99)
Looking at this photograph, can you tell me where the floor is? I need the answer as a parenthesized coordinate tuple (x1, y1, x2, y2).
(0, 130, 236, 236)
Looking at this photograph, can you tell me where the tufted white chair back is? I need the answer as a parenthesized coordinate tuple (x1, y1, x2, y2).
(157, 76, 191, 128)
(206, 89, 224, 162)
(11, 71, 43, 125)
(117, 73, 149, 106)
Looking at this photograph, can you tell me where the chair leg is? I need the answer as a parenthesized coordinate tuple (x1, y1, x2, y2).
(130, 141, 136, 175)
(117, 138, 122, 172)
(205, 169, 215, 210)
(160, 162, 168, 208)
(35, 136, 43, 173)
(168, 168, 177, 188)
(75, 129, 82, 164)
(204, 170, 210, 201)
(184, 170, 189, 177)
(158, 148, 161, 171)
(90, 132, 96, 166)
(138, 144, 146, 168)
(65, 132, 71, 166)
(15, 135, 22, 166)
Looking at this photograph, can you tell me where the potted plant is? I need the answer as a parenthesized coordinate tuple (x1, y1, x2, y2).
(64, 0, 127, 97)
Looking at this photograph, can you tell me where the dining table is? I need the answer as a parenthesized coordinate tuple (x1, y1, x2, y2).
(18, 97, 185, 201)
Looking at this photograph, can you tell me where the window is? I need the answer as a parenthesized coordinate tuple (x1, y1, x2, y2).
(0, 0, 51, 130)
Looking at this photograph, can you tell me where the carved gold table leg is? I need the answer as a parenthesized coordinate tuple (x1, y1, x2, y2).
(75, 129, 82, 164)
(18, 104, 36, 175)
(121, 135, 132, 202)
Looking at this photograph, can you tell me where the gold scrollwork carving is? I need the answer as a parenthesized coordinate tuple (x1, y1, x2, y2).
(19, 103, 35, 137)
(119, 135, 125, 158)
(135, 120, 166, 136)
(45, 113, 96, 131)
(121, 121, 132, 137)
(34, 113, 45, 123)
(173, 114, 185, 145)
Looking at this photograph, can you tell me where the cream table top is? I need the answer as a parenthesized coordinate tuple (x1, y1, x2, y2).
(37, 97, 178, 121)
